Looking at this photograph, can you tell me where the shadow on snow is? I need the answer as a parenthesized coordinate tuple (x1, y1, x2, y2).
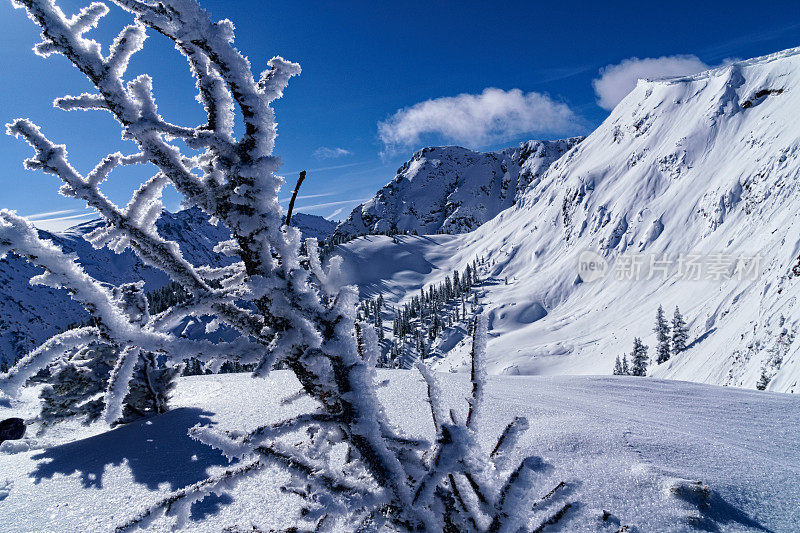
(31, 407, 235, 521)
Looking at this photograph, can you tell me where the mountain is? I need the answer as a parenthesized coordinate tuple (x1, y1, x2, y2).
(333, 47, 800, 393)
(333, 138, 582, 238)
(290, 213, 337, 241)
(0, 208, 335, 366)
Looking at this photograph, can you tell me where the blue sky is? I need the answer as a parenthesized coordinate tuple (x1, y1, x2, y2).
(1, 0, 799, 230)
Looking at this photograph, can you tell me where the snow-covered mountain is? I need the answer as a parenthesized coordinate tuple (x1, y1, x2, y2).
(289, 212, 337, 241)
(334, 138, 582, 238)
(335, 47, 800, 393)
(0, 208, 335, 366)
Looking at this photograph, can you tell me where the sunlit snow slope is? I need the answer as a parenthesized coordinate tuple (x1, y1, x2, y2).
(336, 48, 800, 393)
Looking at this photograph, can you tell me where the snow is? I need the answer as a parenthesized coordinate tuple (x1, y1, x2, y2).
(333, 47, 800, 393)
(0, 371, 798, 531)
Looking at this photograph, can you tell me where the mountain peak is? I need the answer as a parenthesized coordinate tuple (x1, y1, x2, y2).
(335, 137, 583, 238)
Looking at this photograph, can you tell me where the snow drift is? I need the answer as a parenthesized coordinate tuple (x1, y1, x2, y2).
(2, 371, 798, 531)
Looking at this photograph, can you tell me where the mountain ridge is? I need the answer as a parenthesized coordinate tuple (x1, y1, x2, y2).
(0, 208, 335, 366)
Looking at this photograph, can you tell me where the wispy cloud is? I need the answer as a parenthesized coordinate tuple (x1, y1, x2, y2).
(281, 161, 368, 175)
(335, 166, 391, 180)
(295, 198, 370, 212)
(530, 64, 594, 85)
(699, 22, 800, 61)
(313, 147, 352, 159)
(278, 192, 337, 203)
(326, 208, 344, 220)
(28, 211, 98, 232)
(24, 208, 82, 220)
(378, 88, 579, 152)
(592, 55, 710, 110)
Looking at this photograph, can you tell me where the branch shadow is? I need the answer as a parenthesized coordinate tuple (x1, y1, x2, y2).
(672, 482, 774, 532)
(31, 407, 231, 492)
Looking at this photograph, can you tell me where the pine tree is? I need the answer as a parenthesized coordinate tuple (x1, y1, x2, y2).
(613, 355, 624, 375)
(40, 342, 180, 427)
(654, 305, 671, 364)
(182, 358, 204, 376)
(756, 369, 771, 391)
(374, 294, 384, 341)
(630, 337, 649, 376)
(671, 306, 689, 356)
(622, 354, 630, 375)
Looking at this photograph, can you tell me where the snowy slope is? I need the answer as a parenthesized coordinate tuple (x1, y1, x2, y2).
(335, 47, 800, 393)
(0, 371, 797, 532)
(334, 138, 582, 237)
(0, 208, 335, 366)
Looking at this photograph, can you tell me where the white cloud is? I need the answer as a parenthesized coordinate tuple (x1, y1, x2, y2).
(313, 147, 352, 159)
(592, 55, 710, 110)
(278, 192, 336, 203)
(378, 88, 578, 151)
(24, 208, 80, 220)
(281, 162, 368, 176)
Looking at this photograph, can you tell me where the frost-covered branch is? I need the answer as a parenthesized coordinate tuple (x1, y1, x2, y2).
(490, 416, 529, 471)
(3, 0, 560, 529)
(102, 345, 140, 423)
(0, 327, 98, 397)
(116, 458, 266, 532)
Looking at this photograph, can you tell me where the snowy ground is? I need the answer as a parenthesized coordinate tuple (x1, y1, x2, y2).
(1, 371, 798, 532)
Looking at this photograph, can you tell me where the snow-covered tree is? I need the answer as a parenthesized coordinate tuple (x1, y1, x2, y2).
(0, 1, 567, 529)
(671, 306, 688, 356)
(654, 305, 671, 364)
(182, 357, 205, 376)
(39, 340, 180, 428)
(383, 260, 483, 367)
(613, 355, 624, 375)
(614, 353, 634, 376)
(630, 338, 649, 377)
